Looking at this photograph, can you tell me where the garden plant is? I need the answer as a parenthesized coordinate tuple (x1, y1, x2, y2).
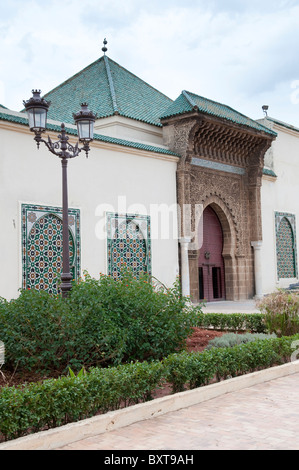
(257, 289, 299, 337)
(0, 278, 299, 443)
(0, 271, 199, 374)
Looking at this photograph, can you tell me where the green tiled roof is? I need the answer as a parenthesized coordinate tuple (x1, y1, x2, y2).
(263, 168, 277, 178)
(43, 55, 173, 127)
(0, 104, 7, 109)
(160, 90, 277, 137)
(266, 117, 299, 134)
(0, 110, 27, 125)
(0, 110, 179, 157)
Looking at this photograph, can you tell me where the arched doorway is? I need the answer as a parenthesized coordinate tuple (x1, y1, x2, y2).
(198, 206, 225, 302)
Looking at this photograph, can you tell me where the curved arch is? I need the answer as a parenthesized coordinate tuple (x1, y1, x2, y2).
(200, 195, 237, 258)
(277, 215, 295, 237)
(27, 213, 75, 294)
(110, 219, 148, 279)
(192, 196, 238, 301)
(277, 217, 296, 279)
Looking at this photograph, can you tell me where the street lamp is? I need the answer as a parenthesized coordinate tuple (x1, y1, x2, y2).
(23, 90, 97, 298)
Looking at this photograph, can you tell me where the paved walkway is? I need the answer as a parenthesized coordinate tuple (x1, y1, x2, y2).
(57, 372, 299, 451)
(202, 299, 260, 313)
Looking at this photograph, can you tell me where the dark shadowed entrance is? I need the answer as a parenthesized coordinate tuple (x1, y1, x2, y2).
(198, 206, 225, 302)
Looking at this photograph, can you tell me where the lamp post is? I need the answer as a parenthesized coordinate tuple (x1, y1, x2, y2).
(23, 90, 97, 298)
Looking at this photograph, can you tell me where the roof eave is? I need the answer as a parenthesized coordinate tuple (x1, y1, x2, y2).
(161, 107, 276, 139)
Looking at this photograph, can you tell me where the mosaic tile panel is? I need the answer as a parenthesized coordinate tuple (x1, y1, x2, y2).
(22, 204, 80, 294)
(275, 212, 297, 279)
(191, 157, 245, 175)
(107, 213, 151, 279)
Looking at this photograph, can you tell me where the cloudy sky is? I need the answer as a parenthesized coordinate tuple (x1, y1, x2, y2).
(1, 0, 299, 126)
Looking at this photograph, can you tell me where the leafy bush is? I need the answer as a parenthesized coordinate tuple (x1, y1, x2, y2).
(257, 290, 299, 337)
(0, 272, 199, 373)
(164, 333, 299, 392)
(1, 333, 299, 442)
(66, 271, 199, 364)
(193, 311, 266, 333)
(162, 349, 217, 393)
(0, 360, 165, 442)
(0, 290, 72, 372)
(206, 332, 276, 350)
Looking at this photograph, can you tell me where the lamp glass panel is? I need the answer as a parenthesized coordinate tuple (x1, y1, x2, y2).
(77, 120, 94, 141)
(28, 107, 47, 130)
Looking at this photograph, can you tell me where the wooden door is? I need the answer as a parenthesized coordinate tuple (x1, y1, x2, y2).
(198, 206, 225, 302)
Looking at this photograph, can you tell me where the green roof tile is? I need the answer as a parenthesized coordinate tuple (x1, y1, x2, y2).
(263, 168, 277, 178)
(161, 90, 277, 137)
(43, 55, 173, 127)
(0, 110, 179, 157)
(0, 111, 27, 125)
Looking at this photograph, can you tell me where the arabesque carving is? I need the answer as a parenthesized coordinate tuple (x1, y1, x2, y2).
(162, 111, 275, 301)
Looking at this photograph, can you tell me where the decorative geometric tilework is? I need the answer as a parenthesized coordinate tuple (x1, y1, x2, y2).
(275, 212, 297, 279)
(107, 213, 151, 279)
(191, 157, 245, 175)
(22, 204, 80, 294)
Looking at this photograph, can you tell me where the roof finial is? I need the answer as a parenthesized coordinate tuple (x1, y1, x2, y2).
(102, 38, 108, 55)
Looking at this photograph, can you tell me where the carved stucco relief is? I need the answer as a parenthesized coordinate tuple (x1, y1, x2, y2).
(190, 168, 248, 256)
(173, 120, 198, 160)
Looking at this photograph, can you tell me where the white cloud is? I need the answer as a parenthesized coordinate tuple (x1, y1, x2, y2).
(1, 0, 299, 126)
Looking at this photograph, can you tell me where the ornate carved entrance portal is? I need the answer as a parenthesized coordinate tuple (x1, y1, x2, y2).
(198, 206, 225, 302)
(161, 92, 276, 301)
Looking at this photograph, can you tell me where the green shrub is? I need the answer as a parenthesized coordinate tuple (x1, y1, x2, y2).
(1, 333, 299, 442)
(162, 349, 217, 393)
(206, 332, 276, 349)
(193, 311, 266, 333)
(164, 333, 299, 392)
(0, 289, 72, 372)
(257, 290, 299, 337)
(0, 360, 165, 442)
(66, 271, 199, 364)
(0, 272, 200, 373)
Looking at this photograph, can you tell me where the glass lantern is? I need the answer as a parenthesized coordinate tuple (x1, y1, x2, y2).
(73, 103, 97, 142)
(23, 90, 50, 133)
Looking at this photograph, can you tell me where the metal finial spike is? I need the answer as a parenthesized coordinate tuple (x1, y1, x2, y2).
(102, 38, 108, 54)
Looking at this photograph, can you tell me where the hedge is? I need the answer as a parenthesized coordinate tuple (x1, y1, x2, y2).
(164, 334, 299, 393)
(1, 333, 299, 443)
(0, 360, 165, 442)
(195, 312, 266, 332)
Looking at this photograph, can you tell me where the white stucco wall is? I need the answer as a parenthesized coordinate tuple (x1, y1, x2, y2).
(94, 115, 165, 146)
(0, 119, 179, 300)
(261, 119, 299, 294)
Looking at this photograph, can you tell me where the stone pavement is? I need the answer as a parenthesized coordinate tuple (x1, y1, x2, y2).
(57, 372, 299, 451)
(202, 299, 260, 313)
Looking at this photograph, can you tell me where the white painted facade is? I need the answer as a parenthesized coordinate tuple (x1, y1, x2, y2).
(94, 115, 165, 147)
(260, 117, 299, 294)
(2, 102, 299, 301)
(0, 109, 180, 300)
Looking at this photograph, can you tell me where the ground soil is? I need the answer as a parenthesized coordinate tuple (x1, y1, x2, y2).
(0, 328, 224, 389)
(186, 327, 224, 352)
